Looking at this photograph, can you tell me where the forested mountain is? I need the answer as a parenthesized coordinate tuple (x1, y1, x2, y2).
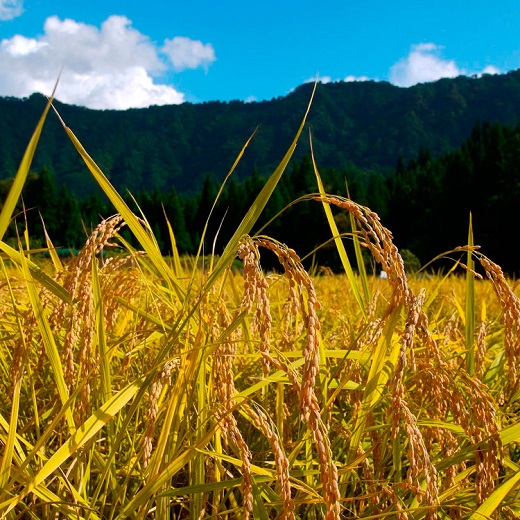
(2, 70, 520, 273)
(1, 69, 520, 197)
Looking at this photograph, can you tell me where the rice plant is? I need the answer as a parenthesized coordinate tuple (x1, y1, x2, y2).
(0, 91, 519, 520)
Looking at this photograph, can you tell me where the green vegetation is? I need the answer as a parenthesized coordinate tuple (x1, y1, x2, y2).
(3, 118, 520, 275)
(1, 70, 520, 197)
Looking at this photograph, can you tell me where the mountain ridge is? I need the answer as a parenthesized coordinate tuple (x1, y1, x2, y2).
(1, 69, 520, 197)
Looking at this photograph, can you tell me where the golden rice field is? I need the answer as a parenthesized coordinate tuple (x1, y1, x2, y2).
(0, 89, 519, 519)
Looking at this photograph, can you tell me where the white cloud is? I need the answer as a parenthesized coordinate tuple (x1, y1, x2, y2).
(0, 15, 216, 109)
(344, 75, 370, 82)
(480, 65, 500, 76)
(389, 43, 460, 87)
(0, 0, 23, 21)
(304, 75, 332, 84)
(162, 36, 215, 71)
(305, 74, 373, 85)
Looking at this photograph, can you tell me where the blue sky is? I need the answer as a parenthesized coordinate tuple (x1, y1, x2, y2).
(0, 0, 519, 109)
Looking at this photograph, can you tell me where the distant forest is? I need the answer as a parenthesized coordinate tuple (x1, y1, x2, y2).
(1, 69, 520, 197)
(2, 70, 520, 272)
(3, 119, 520, 274)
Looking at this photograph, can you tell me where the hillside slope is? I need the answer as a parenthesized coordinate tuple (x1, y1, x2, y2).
(1, 70, 519, 196)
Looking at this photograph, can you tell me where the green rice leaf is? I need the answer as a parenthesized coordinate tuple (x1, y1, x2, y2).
(251, 476, 271, 520)
(116, 423, 218, 519)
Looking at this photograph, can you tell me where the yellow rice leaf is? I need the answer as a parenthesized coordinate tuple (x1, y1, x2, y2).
(43, 226, 63, 273)
(500, 422, 520, 446)
(205, 83, 317, 290)
(0, 259, 27, 489)
(311, 143, 368, 320)
(92, 259, 112, 404)
(0, 240, 71, 303)
(2, 378, 143, 515)
(466, 213, 476, 375)
(165, 217, 183, 278)
(469, 469, 520, 519)
(52, 106, 184, 300)
(20, 249, 75, 432)
(347, 310, 401, 463)
(0, 89, 55, 241)
(32, 483, 101, 520)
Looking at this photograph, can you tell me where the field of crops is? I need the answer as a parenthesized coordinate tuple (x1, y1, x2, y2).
(0, 90, 519, 519)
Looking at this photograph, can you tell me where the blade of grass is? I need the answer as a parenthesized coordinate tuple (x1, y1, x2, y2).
(164, 213, 183, 278)
(466, 212, 476, 376)
(345, 180, 370, 301)
(347, 308, 401, 463)
(205, 82, 317, 290)
(0, 87, 57, 241)
(116, 422, 219, 520)
(51, 105, 184, 301)
(0, 240, 71, 303)
(469, 468, 520, 519)
(251, 476, 271, 520)
(91, 257, 117, 493)
(19, 246, 75, 432)
(310, 136, 368, 321)
(0, 259, 25, 489)
(192, 130, 256, 273)
(1, 377, 144, 516)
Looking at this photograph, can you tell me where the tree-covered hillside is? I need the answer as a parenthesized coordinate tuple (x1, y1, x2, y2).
(1, 69, 520, 197)
(3, 118, 520, 274)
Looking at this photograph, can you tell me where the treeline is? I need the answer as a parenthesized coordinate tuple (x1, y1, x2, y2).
(2, 69, 520, 198)
(3, 119, 520, 274)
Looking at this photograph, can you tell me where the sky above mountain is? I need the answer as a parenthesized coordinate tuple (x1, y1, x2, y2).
(0, 0, 518, 109)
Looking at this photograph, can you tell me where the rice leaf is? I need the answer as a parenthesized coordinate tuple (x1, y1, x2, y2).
(466, 212, 476, 376)
(116, 424, 218, 519)
(310, 140, 368, 320)
(164, 215, 183, 278)
(20, 247, 75, 432)
(51, 105, 184, 300)
(500, 422, 520, 446)
(251, 476, 271, 520)
(347, 309, 400, 462)
(2, 378, 143, 515)
(0, 260, 24, 489)
(469, 468, 520, 519)
(0, 240, 71, 303)
(0, 90, 55, 241)
(205, 83, 317, 289)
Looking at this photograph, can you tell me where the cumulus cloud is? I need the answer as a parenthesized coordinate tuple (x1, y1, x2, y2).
(162, 36, 215, 71)
(305, 74, 372, 85)
(0, 0, 23, 21)
(389, 43, 461, 87)
(344, 75, 370, 82)
(0, 15, 216, 109)
(480, 65, 500, 76)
